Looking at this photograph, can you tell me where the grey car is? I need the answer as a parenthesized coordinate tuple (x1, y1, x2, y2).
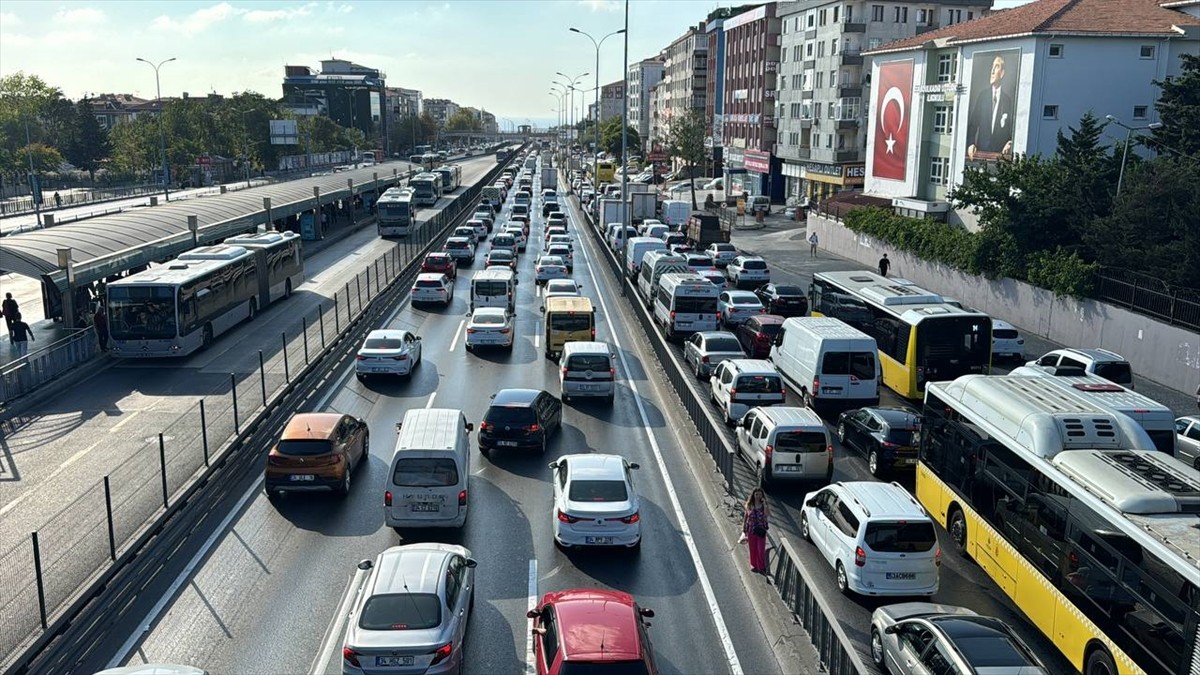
(870, 603, 1046, 675)
(343, 544, 477, 675)
(682, 331, 747, 379)
(1176, 416, 1200, 469)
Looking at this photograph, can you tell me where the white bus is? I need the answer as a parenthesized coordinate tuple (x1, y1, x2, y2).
(108, 245, 261, 357)
(432, 165, 462, 192)
(221, 231, 304, 307)
(409, 172, 443, 207)
(919, 374, 1195, 675)
(376, 187, 416, 237)
(653, 272, 720, 338)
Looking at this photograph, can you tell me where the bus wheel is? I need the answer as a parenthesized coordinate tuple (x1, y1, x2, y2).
(948, 507, 969, 557)
(1084, 647, 1116, 675)
(202, 325, 214, 350)
(284, 279, 292, 299)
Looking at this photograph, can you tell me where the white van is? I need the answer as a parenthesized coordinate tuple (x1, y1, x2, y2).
(470, 268, 517, 313)
(638, 251, 687, 303)
(736, 406, 832, 488)
(654, 272, 720, 338)
(609, 225, 638, 251)
(770, 317, 880, 413)
(560, 341, 617, 404)
(385, 408, 474, 531)
(1009, 366, 1176, 454)
(624, 236, 668, 278)
(661, 200, 690, 228)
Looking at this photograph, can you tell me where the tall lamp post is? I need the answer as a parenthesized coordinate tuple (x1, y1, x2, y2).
(239, 107, 262, 188)
(555, 71, 589, 145)
(1104, 114, 1163, 196)
(136, 56, 176, 201)
(568, 27, 625, 203)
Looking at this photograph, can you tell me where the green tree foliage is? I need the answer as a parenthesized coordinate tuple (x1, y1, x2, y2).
(1055, 111, 1117, 226)
(66, 99, 111, 182)
(300, 115, 349, 152)
(599, 116, 640, 161)
(664, 110, 708, 208)
(391, 112, 438, 153)
(1150, 52, 1200, 159)
(17, 142, 65, 173)
(445, 109, 482, 132)
(108, 114, 159, 175)
(0, 72, 68, 176)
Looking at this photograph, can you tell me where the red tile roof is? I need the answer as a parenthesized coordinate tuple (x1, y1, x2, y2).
(867, 0, 1200, 54)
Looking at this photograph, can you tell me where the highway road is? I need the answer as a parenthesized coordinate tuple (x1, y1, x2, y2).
(110, 162, 787, 675)
(0, 155, 497, 659)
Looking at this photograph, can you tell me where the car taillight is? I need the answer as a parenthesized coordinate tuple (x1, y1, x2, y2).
(557, 510, 580, 524)
(459, 490, 468, 506)
(499, 328, 511, 334)
(355, 355, 366, 360)
(430, 643, 453, 666)
(610, 368, 616, 377)
(756, 332, 769, 342)
(384, 491, 393, 506)
(764, 445, 773, 464)
(935, 547, 942, 567)
(393, 355, 408, 361)
(528, 424, 540, 432)
(342, 647, 361, 667)
(480, 421, 491, 431)
(620, 512, 641, 524)
(812, 377, 820, 398)
(881, 440, 899, 449)
(855, 546, 867, 567)
(827, 445, 834, 461)
(728, 388, 737, 402)
(466, 328, 475, 334)
(591, 328, 596, 339)
(701, 355, 710, 363)
(670, 310, 676, 321)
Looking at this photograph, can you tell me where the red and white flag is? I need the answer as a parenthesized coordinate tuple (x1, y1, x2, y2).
(873, 60, 914, 181)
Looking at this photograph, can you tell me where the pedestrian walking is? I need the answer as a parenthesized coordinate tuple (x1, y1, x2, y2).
(808, 232, 819, 258)
(2, 292, 18, 342)
(742, 487, 771, 574)
(878, 253, 891, 277)
(53, 191, 62, 208)
(94, 304, 109, 351)
(9, 312, 34, 357)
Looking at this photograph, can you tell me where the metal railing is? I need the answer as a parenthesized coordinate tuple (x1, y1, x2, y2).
(0, 329, 99, 404)
(0, 184, 161, 218)
(1093, 268, 1200, 332)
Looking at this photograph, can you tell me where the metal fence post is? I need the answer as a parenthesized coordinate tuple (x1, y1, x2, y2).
(303, 317, 310, 363)
(32, 532, 47, 629)
(231, 373, 240, 434)
(200, 399, 209, 467)
(319, 304, 326, 348)
(158, 433, 169, 508)
(356, 274, 363, 310)
(281, 332, 290, 383)
(334, 294, 341, 334)
(345, 283, 353, 323)
(104, 475, 117, 560)
(258, 350, 267, 404)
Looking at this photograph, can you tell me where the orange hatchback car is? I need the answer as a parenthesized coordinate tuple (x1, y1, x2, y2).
(265, 413, 369, 498)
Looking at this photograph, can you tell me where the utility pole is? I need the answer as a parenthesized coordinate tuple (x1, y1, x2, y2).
(619, 0, 630, 296)
(136, 56, 176, 201)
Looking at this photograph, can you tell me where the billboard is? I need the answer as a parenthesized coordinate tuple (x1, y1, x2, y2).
(270, 119, 299, 146)
(873, 60, 914, 181)
(965, 49, 1020, 162)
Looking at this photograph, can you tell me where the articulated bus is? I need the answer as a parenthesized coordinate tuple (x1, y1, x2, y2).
(809, 271, 991, 398)
(409, 172, 443, 207)
(376, 187, 416, 237)
(408, 153, 437, 171)
(918, 374, 1198, 675)
(222, 231, 305, 306)
(432, 164, 462, 192)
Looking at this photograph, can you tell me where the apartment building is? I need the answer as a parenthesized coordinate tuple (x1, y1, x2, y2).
(776, 0, 992, 203)
(722, 3, 789, 198)
(281, 59, 386, 137)
(864, 0, 1198, 226)
(600, 80, 625, 125)
(385, 87, 422, 120)
(423, 98, 460, 126)
(658, 23, 709, 148)
(627, 56, 666, 153)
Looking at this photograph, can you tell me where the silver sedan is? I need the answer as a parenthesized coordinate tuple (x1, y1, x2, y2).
(355, 330, 422, 379)
(535, 255, 569, 284)
(870, 603, 1046, 675)
(682, 331, 746, 379)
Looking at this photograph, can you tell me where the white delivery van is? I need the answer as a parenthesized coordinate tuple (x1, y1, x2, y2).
(624, 236, 668, 278)
(385, 408, 474, 530)
(770, 317, 880, 413)
(654, 272, 721, 338)
(470, 268, 517, 313)
(661, 200, 690, 228)
(638, 251, 688, 303)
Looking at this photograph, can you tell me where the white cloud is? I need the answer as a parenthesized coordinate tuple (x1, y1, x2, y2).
(151, 2, 238, 34)
(0, 11, 22, 27)
(54, 7, 106, 23)
(244, 2, 317, 23)
(0, 31, 33, 46)
(578, 0, 621, 11)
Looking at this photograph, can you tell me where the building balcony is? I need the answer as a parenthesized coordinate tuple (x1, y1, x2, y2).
(801, 90, 814, 100)
(836, 119, 860, 130)
(803, 59, 816, 70)
(805, 29, 817, 40)
(843, 21, 866, 33)
(838, 86, 862, 98)
(801, 118, 813, 129)
(835, 149, 861, 162)
(841, 51, 863, 66)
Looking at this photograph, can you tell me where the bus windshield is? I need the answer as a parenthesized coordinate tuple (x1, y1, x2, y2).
(380, 202, 409, 219)
(108, 285, 178, 340)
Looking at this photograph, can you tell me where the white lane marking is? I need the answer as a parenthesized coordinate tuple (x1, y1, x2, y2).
(576, 209, 745, 675)
(525, 559, 538, 675)
(109, 411, 141, 434)
(107, 476, 262, 668)
(62, 438, 104, 468)
(425, 392, 437, 409)
(533, 321, 541, 349)
(310, 567, 369, 675)
(448, 318, 465, 352)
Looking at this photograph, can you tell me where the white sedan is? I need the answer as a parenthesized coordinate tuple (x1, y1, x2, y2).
(546, 244, 574, 271)
(550, 454, 642, 550)
(465, 307, 514, 352)
(410, 273, 454, 306)
(535, 256, 570, 284)
(717, 290, 765, 326)
(544, 279, 582, 299)
(355, 329, 422, 379)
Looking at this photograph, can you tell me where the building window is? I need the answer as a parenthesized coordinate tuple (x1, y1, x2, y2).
(802, 102, 813, 118)
(791, 102, 803, 118)
(838, 98, 861, 119)
(807, 11, 815, 27)
(832, 38, 838, 55)
(894, 6, 908, 22)
(968, 11, 974, 19)
(816, 72, 824, 88)
(818, 41, 825, 57)
(794, 73, 804, 89)
(933, 105, 952, 132)
(833, 6, 840, 22)
(807, 42, 814, 57)
(828, 103, 835, 119)
(937, 54, 956, 83)
(1140, 45, 1155, 59)
(819, 8, 827, 25)
(930, 156, 949, 185)
(917, 8, 928, 24)
(789, 132, 800, 145)
(947, 9, 962, 25)
(782, 48, 787, 63)
(826, 133, 833, 148)
(1042, 105, 1059, 119)
(793, 45, 800, 60)
(830, 70, 837, 88)
(1049, 43, 1064, 58)
(872, 5, 884, 21)
(815, 102, 823, 117)
(868, 37, 882, 50)
(1133, 105, 1148, 119)
(845, 5, 853, 22)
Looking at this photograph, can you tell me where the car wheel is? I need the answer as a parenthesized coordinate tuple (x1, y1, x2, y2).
(870, 628, 886, 670)
(338, 463, 352, 497)
(479, 445, 491, 459)
(835, 561, 850, 595)
(356, 373, 365, 382)
(800, 513, 811, 542)
(868, 450, 882, 478)
(606, 393, 615, 406)
(836, 422, 847, 443)
(465, 343, 473, 353)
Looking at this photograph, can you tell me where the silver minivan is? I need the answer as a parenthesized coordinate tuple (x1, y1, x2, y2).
(385, 408, 473, 531)
(736, 406, 832, 488)
(559, 341, 616, 405)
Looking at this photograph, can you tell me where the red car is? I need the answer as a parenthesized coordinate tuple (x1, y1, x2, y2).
(421, 252, 457, 279)
(528, 589, 658, 675)
(735, 314, 786, 358)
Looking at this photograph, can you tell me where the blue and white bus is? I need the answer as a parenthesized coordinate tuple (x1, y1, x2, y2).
(409, 172, 443, 207)
(376, 187, 416, 237)
(223, 231, 305, 305)
(432, 165, 461, 192)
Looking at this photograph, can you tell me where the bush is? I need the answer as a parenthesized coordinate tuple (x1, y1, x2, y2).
(843, 207, 979, 272)
(1024, 248, 1097, 298)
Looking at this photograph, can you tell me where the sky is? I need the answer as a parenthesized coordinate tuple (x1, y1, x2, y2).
(0, 0, 1031, 129)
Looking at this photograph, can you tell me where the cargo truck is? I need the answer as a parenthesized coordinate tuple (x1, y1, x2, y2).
(599, 198, 625, 230)
(629, 192, 657, 224)
(541, 167, 557, 191)
(685, 211, 730, 248)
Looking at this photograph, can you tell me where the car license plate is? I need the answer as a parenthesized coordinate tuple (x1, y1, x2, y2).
(412, 503, 440, 512)
(497, 440, 518, 447)
(372, 367, 389, 372)
(289, 474, 314, 482)
(586, 536, 613, 545)
(377, 656, 415, 667)
(775, 465, 801, 472)
(577, 384, 596, 391)
(886, 572, 916, 580)
(902, 458, 918, 466)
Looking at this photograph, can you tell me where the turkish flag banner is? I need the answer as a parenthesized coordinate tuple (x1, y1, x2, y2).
(873, 60, 914, 181)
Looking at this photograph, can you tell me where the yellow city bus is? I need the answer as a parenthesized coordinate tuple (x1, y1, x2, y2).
(809, 271, 991, 398)
(595, 161, 616, 184)
(542, 296, 595, 360)
(919, 375, 1197, 675)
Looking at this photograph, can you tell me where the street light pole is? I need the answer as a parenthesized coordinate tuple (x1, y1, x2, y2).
(569, 27, 625, 208)
(1105, 114, 1163, 196)
(555, 71, 589, 145)
(619, 0, 630, 295)
(136, 56, 176, 201)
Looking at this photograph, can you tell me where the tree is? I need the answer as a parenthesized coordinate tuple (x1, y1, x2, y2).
(664, 109, 708, 208)
(17, 142, 65, 173)
(599, 116, 640, 161)
(1054, 111, 1118, 249)
(66, 99, 111, 182)
(445, 109, 481, 133)
(1150, 52, 1200, 159)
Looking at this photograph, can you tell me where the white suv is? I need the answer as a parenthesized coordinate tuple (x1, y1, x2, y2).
(800, 481, 941, 597)
(726, 255, 770, 288)
(709, 359, 786, 426)
(1027, 347, 1134, 389)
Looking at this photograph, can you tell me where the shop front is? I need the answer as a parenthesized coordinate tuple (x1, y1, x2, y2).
(783, 161, 866, 203)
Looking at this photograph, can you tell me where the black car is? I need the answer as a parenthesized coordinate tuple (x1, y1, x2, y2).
(542, 201, 561, 217)
(836, 407, 920, 477)
(754, 283, 809, 317)
(479, 389, 563, 457)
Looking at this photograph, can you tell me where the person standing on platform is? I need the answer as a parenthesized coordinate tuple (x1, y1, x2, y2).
(9, 312, 34, 357)
(2, 293, 18, 342)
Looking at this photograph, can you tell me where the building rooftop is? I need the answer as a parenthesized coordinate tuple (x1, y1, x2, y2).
(867, 0, 1200, 55)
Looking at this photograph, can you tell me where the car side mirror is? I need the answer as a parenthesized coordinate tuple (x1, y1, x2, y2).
(526, 609, 540, 620)
(465, 422, 474, 432)
(548, 461, 559, 469)
(540, 305, 545, 312)
(395, 422, 403, 433)
(357, 559, 373, 571)
(884, 624, 899, 635)
(466, 558, 478, 568)
(806, 498, 819, 507)
(639, 607, 655, 618)
(629, 463, 640, 470)
(415, 335, 422, 341)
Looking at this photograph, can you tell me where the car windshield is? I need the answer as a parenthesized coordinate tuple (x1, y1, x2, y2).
(415, 280, 443, 288)
(753, 323, 782, 336)
(547, 282, 576, 293)
(741, 260, 767, 270)
(705, 337, 742, 352)
(936, 618, 1033, 667)
(392, 458, 460, 487)
(446, 240, 469, 249)
(567, 355, 610, 371)
(425, 255, 449, 264)
(774, 285, 804, 296)
(735, 375, 783, 394)
(992, 328, 1019, 339)
(1093, 361, 1133, 385)
(568, 479, 628, 502)
(550, 314, 592, 331)
(864, 521, 936, 552)
(358, 593, 441, 631)
(485, 406, 536, 425)
(277, 439, 333, 456)
(473, 314, 506, 326)
(364, 337, 404, 349)
(884, 428, 918, 445)
(775, 431, 827, 452)
(107, 285, 179, 340)
(489, 252, 513, 261)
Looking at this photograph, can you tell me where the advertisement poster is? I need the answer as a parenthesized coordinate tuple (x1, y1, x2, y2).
(966, 49, 1020, 162)
(873, 60, 914, 181)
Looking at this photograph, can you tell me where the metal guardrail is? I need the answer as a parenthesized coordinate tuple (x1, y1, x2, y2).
(1093, 268, 1200, 332)
(0, 184, 161, 218)
(575, 188, 868, 675)
(0, 329, 99, 404)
